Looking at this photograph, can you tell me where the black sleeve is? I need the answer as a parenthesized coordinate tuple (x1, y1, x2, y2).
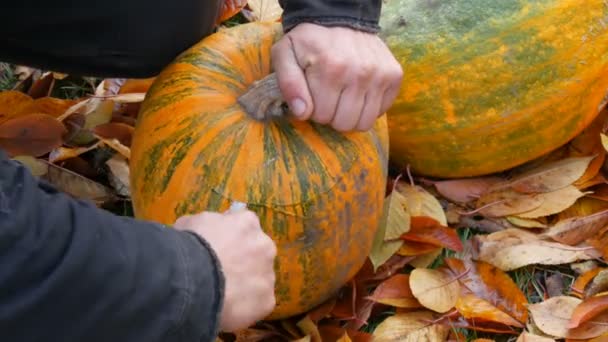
(0, 151, 225, 342)
(278, 0, 382, 33)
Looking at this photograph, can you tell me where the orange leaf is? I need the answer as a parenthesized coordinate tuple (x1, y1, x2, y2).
(17, 97, 79, 118)
(569, 294, 608, 329)
(92, 122, 134, 147)
(0, 113, 67, 157)
(216, 0, 248, 24)
(400, 216, 463, 252)
(445, 258, 528, 325)
(571, 268, 605, 298)
(588, 229, 608, 260)
(397, 240, 440, 256)
(118, 78, 156, 94)
(0, 90, 34, 123)
(455, 294, 524, 328)
(367, 274, 421, 308)
(435, 312, 521, 335)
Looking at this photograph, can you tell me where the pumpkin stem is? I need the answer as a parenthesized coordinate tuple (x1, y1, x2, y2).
(237, 72, 289, 121)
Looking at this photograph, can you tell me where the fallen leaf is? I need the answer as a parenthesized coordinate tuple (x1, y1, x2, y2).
(41, 160, 115, 205)
(12, 155, 48, 176)
(571, 268, 606, 298)
(516, 332, 556, 341)
(400, 216, 463, 252)
(473, 228, 597, 271)
(0, 90, 34, 123)
(488, 156, 594, 193)
(601, 133, 608, 152)
(396, 181, 447, 225)
(247, 0, 282, 21)
(515, 186, 586, 218)
(296, 315, 321, 342)
(233, 328, 280, 341)
(529, 296, 608, 339)
(27, 71, 54, 98)
(97, 138, 131, 159)
(383, 189, 411, 241)
(48, 143, 100, 163)
(588, 228, 608, 260)
(93, 93, 146, 104)
(569, 294, 608, 329)
(444, 258, 529, 325)
(369, 192, 409, 270)
(0, 113, 67, 157)
(475, 189, 544, 217)
(371, 310, 450, 342)
(409, 268, 460, 313)
(433, 176, 503, 203)
(16, 97, 79, 118)
(92, 122, 134, 147)
(541, 209, 608, 245)
(366, 274, 421, 308)
(455, 294, 524, 328)
(106, 155, 131, 197)
(506, 216, 548, 229)
(545, 273, 566, 298)
(585, 270, 608, 298)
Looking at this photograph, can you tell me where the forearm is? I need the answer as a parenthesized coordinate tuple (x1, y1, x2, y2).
(0, 151, 224, 342)
(278, 0, 382, 33)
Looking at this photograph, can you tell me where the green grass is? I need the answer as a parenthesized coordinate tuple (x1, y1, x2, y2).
(0, 63, 18, 90)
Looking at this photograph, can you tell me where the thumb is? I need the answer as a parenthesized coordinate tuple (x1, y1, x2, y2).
(271, 38, 313, 120)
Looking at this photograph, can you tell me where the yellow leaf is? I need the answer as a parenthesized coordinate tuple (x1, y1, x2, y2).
(296, 315, 321, 342)
(383, 190, 411, 241)
(515, 186, 586, 219)
(396, 181, 447, 225)
(372, 310, 450, 342)
(12, 155, 48, 177)
(601, 133, 608, 152)
(528, 296, 608, 340)
(455, 294, 524, 328)
(474, 228, 598, 271)
(409, 268, 460, 313)
(247, 0, 283, 22)
(488, 156, 595, 193)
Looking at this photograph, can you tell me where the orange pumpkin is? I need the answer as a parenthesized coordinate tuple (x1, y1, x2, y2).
(129, 22, 389, 319)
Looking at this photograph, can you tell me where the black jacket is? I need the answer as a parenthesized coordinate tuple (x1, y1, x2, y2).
(0, 0, 382, 341)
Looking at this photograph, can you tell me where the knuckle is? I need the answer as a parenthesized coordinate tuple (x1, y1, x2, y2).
(356, 64, 374, 82)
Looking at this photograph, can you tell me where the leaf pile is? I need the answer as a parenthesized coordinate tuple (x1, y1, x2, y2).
(3, 1, 608, 340)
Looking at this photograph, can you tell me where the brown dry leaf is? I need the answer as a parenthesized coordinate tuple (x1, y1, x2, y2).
(506, 216, 547, 229)
(444, 258, 529, 325)
(516, 332, 555, 341)
(396, 181, 447, 225)
(0, 90, 34, 122)
(93, 93, 146, 104)
(400, 216, 464, 252)
(455, 294, 524, 328)
(569, 294, 608, 329)
(233, 328, 280, 342)
(541, 209, 608, 245)
(528, 296, 608, 339)
(558, 197, 608, 220)
(433, 176, 503, 203)
(475, 189, 544, 217)
(106, 155, 131, 197)
(409, 268, 460, 313)
(366, 274, 421, 308)
(488, 156, 594, 193)
(92, 122, 134, 147)
(585, 270, 608, 298)
(514, 185, 586, 219)
(41, 160, 115, 205)
(571, 268, 606, 298)
(0, 113, 67, 157)
(473, 228, 598, 271)
(48, 143, 100, 163)
(27, 71, 55, 98)
(12, 155, 48, 176)
(247, 0, 282, 21)
(371, 310, 450, 342)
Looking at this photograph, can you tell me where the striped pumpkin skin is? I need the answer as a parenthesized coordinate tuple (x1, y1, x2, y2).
(380, 0, 608, 178)
(129, 22, 389, 319)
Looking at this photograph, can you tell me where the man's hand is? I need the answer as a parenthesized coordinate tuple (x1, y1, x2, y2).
(271, 23, 403, 132)
(174, 209, 277, 332)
